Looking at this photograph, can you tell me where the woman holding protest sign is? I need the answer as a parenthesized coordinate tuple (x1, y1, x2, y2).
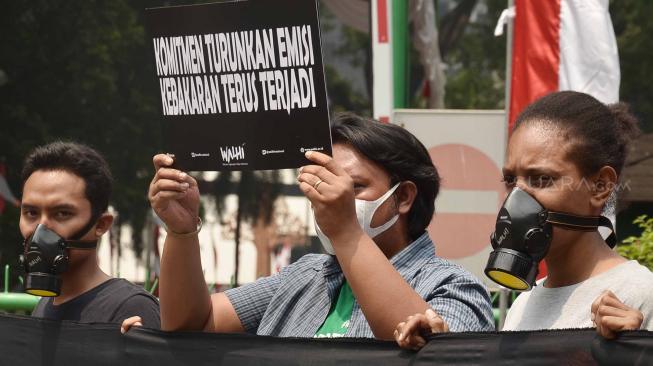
(122, 113, 494, 340)
(394, 91, 653, 350)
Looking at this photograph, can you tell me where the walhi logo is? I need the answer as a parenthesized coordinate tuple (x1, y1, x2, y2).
(219, 144, 247, 166)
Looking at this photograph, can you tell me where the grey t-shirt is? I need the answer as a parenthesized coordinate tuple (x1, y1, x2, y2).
(31, 278, 160, 329)
(503, 260, 653, 331)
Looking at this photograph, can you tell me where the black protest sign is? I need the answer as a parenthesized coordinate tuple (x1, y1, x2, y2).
(145, 0, 331, 171)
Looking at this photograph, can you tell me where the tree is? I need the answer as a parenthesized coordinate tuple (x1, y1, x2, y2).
(610, 0, 653, 133)
(318, 3, 372, 117)
(438, 0, 507, 110)
(0, 1, 162, 286)
(212, 171, 283, 286)
(318, 0, 508, 112)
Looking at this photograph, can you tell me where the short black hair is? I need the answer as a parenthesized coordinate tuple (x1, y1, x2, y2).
(514, 91, 640, 177)
(21, 141, 113, 221)
(331, 112, 440, 241)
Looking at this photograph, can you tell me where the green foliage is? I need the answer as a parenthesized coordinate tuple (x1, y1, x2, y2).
(318, 2, 371, 116)
(0, 206, 24, 291)
(324, 65, 371, 116)
(0, 1, 163, 271)
(611, 0, 653, 133)
(441, 0, 506, 110)
(617, 215, 653, 271)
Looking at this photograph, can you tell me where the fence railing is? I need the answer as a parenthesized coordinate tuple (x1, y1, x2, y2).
(0, 265, 40, 313)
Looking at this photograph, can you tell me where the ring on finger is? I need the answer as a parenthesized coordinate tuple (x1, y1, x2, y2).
(313, 179, 323, 190)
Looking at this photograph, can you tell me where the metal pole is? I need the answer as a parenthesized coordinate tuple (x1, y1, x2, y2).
(144, 215, 152, 290)
(4, 264, 9, 293)
(371, 0, 394, 122)
(0, 293, 40, 312)
(149, 277, 159, 295)
(498, 288, 509, 330)
(392, 0, 409, 109)
(0, 264, 40, 312)
(496, 0, 514, 307)
(504, 0, 514, 139)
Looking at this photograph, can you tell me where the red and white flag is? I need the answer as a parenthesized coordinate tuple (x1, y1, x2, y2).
(509, 0, 620, 130)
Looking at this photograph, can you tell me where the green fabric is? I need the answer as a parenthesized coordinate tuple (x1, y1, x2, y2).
(315, 281, 355, 338)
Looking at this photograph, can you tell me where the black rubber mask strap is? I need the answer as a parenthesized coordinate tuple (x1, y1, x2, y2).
(65, 239, 98, 250)
(598, 215, 617, 248)
(66, 211, 101, 249)
(546, 212, 616, 248)
(546, 212, 602, 231)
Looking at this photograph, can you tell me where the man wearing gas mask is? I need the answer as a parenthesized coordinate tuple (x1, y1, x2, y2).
(125, 112, 494, 340)
(21, 141, 160, 328)
(395, 91, 653, 349)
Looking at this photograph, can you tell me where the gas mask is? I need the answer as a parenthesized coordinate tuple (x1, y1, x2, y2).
(315, 182, 401, 255)
(485, 187, 616, 291)
(21, 223, 98, 297)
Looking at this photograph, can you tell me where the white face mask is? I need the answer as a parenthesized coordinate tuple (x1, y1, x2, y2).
(314, 182, 401, 254)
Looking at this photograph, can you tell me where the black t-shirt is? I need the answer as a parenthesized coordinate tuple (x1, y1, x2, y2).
(31, 278, 160, 329)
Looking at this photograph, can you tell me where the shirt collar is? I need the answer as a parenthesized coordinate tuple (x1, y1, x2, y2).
(321, 255, 342, 277)
(389, 232, 434, 279)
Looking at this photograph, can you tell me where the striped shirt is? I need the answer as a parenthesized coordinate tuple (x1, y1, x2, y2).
(225, 232, 495, 337)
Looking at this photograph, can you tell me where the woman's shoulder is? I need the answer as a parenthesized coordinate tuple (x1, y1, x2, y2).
(604, 260, 653, 285)
(616, 260, 653, 286)
(588, 260, 653, 305)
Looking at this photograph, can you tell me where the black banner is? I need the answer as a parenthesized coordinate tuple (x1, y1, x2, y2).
(2, 314, 652, 365)
(145, 0, 331, 171)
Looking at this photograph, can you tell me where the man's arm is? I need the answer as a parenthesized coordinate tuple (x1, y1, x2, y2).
(159, 233, 243, 332)
(331, 232, 432, 339)
(150, 154, 243, 332)
(119, 292, 243, 333)
(394, 274, 493, 350)
(426, 274, 495, 332)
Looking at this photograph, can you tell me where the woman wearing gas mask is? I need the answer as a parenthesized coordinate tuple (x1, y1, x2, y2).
(395, 91, 653, 349)
(123, 112, 494, 340)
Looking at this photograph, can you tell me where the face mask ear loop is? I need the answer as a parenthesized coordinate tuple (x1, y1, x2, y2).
(371, 182, 402, 210)
(390, 181, 402, 213)
(360, 182, 402, 238)
(365, 183, 401, 226)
